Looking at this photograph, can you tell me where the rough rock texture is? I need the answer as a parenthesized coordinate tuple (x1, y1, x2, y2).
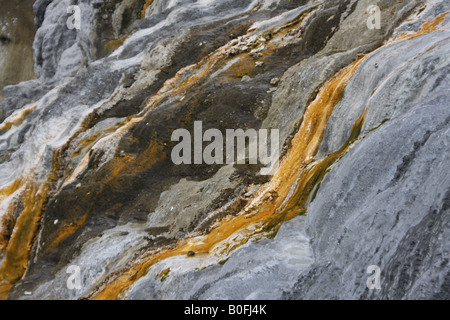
(0, 0, 448, 300)
(127, 216, 314, 300)
(287, 101, 450, 300)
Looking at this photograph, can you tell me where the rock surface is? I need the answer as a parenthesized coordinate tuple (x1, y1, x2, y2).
(0, 0, 448, 300)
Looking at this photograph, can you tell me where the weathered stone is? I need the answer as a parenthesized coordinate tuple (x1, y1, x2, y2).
(0, 0, 448, 301)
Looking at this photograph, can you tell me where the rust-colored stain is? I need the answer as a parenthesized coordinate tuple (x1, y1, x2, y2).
(70, 8, 314, 171)
(0, 179, 23, 203)
(141, 0, 154, 19)
(103, 34, 129, 56)
(0, 179, 24, 252)
(0, 5, 447, 301)
(0, 149, 64, 299)
(47, 215, 88, 250)
(70, 133, 102, 159)
(392, 12, 448, 42)
(0, 105, 36, 132)
(0, 182, 48, 300)
(90, 9, 448, 300)
(103, 0, 154, 56)
(154, 268, 170, 282)
(107, 137, 166, 178)
(140, 8, 314, 109)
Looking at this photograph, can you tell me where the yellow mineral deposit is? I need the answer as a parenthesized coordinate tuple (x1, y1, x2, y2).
(89, 10, 450, 300)
(392, 12, 448, 42)
(141, 0, 154, 19)
(103, 35, 129, 56)
(0, 179, 25, 251)
(0, 7, 447, 301)
(0, 182, 48, 300)
(0, 104, 36, 132)
(47, 215, 88, 250)
(90, 55, 366, 300)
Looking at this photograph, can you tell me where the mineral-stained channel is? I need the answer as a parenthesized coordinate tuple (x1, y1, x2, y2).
(0, 0, 449, 300)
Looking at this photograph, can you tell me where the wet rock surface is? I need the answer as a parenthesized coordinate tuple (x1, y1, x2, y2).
(0, 0, 448, 300)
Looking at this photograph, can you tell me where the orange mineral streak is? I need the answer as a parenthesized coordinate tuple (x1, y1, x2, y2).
(0, 179, 24, 203)
(70, 133, 102, 159)
(104, 0, 154, 55)
(141, 0, 154, 19)
(0, 6, 445, 301)
(57, 138, 166, 249)
(67, 9, 313, 176)
(47, 215, 88, 250)
(392, 12, 448, 42)
(108, 137, 166, 178)
(0, 148, 63, 299)
(0, 182, 48, 300)
(140, 7, 313, 112)
(70, 121, 125, 160)
(61, 121, 126, 188)
(0, 105, 36, 132)
(0, 180, 25, 251)
(103, 35, 129, 56)
(91, 57, 366, 300)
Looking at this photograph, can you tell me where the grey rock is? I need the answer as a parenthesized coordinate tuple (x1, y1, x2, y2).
(0, 0, 449, 301)
(286, 100, 450, 299)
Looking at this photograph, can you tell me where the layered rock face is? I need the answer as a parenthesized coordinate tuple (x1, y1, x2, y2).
(0, 0, 448, 300)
